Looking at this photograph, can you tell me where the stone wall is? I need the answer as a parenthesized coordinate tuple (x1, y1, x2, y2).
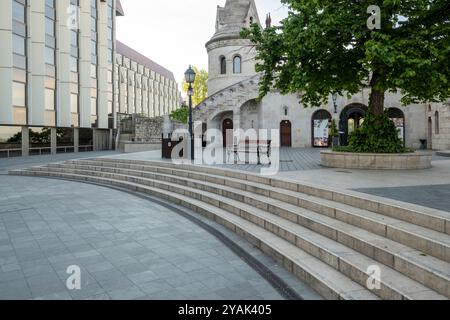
(321, 150, 433, 170)
(428, 102, 450, 150)
(122, 115, 187, 143)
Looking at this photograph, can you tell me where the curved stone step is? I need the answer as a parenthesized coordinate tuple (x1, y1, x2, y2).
(79, 158, 450, 236)
(17, 166, 449, 299)
(9, 168, 380, 300)
(56, 161, 450, 264)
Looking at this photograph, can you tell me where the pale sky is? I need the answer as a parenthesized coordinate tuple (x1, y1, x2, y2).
(116, 0, 288, 88)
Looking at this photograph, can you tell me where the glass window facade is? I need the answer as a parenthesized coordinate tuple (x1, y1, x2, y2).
(56, 128, 75, 152)
(29, 127, 51, 155)
(12, 0, 27, 113)
(0, 126, 22, 158)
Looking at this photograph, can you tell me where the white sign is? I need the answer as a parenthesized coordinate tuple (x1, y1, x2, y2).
(313, 119, 329, 147)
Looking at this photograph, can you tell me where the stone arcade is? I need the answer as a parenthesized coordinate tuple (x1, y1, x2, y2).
(194, 0, 450, 151)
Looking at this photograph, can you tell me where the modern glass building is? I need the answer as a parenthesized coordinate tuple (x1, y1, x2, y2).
(0, 0, 180, 158)
(115, 41, 179, 119)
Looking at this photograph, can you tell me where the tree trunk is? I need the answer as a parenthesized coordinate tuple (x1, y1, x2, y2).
(369, 88, 385, 116)
(369, 72, 385, 116)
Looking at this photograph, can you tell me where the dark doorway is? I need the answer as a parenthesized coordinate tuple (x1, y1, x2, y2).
(388, 108, 406, 145)
(222, 118, 233, 147)
(339, 104, 368, 146)
(280, 120, 292, 147)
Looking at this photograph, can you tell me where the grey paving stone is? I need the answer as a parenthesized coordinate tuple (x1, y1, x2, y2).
(116, 262, 150, 275)
(85, 261, 115, 273)
(355, 184, 450, 212)
(147, 289, 187, 300)
(26, 273, 67, 297)
(0, 278, 32, 300)
(127, 270, 159, 285)
(108, 285, 147, 300)
(82, 293, 111, 300)
(97, 275, 135, 292)
(138, 279, 174, 295)
(0, 270, 25, 283)
(0, 174, 320, 300)
(34, 291, 73, 300)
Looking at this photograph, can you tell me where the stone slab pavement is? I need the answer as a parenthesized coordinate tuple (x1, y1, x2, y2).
(0, 151, 120, 174)
(0, 175, 321, 300)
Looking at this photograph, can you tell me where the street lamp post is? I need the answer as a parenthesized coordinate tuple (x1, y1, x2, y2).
(332, 93, 338, 114)
(184, 66, 196, 161)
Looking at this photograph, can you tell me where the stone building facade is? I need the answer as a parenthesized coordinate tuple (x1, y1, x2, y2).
(194, 0, 449, 151)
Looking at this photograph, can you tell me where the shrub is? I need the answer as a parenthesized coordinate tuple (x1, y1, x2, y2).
(170, 106, 189, 124)
(346, 111, 409, 153)
(329, 119, 339, 137)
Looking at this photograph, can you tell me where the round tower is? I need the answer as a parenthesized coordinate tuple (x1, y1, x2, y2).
(206, 0, 261, 96)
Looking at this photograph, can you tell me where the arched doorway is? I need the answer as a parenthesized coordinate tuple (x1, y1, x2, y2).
(340, 104, 368, 146)
(388, 108, 405, 144)
(311, 110, 332, 147)
(222, 118, 233, 147)
(280, 120, 292, 147)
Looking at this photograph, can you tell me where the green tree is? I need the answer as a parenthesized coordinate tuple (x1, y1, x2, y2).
(242, 0, 450, 152)
(170, 105, 189, 123)
(182, 66, 208, 106)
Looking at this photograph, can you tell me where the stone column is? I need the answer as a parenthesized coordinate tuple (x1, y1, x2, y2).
(92, 128, 98, 151)
(56, 0, 72, 127)
(74, 128, 79, 153)
(109, 129, 113, 151)
(51, 128, 57, 154)
(78, 0, 92, 128)
(28, 0, 46, 126)
(21, 127, 29, 157)
(97, 1, 108, 128)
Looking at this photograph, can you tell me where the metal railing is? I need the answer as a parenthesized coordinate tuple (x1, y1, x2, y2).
(56, 146, 75, 154)
(79, 145, 94, 152)
(29, 147, 52, 156)
(0, 148, 22, 158)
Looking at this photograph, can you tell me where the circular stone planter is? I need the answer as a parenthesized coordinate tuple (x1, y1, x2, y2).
(321, 150, 433, 170)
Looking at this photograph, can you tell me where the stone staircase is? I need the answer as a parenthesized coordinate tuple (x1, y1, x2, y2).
(194, 74, 261, 123)
(9, 158, 450, 300)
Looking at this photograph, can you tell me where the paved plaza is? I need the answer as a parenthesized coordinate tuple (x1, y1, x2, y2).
(0, 175, 319, 300)
(1, 148, 449, 300)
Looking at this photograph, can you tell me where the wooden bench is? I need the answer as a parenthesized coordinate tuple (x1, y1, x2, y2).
(227, 139, 272, 165)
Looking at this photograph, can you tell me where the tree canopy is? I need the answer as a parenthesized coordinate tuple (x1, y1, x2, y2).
(242, 0, 450, 115)
(182, 66, 209, 106)
(170, 105, 189, 124)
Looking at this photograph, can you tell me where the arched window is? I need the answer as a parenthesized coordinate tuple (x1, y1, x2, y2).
(435, 111, 440, 134)
(233, 56, 242, 74)
(220, 56, 226, 75)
